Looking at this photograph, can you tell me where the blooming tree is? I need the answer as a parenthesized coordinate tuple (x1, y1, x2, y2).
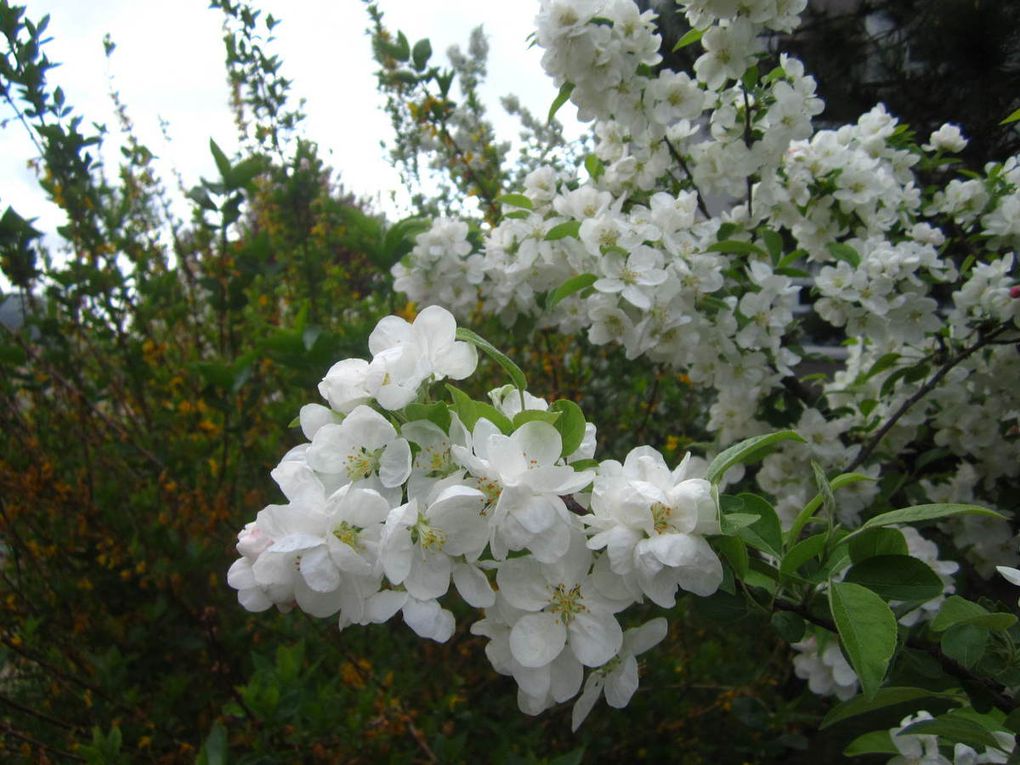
(230, 0, 1020, 759)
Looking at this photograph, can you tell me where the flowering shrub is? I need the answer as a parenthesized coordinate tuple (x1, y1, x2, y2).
(232, 0, 1020, 759)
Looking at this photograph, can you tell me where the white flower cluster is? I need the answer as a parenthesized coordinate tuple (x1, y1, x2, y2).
(228, 305, 724, 723)
(391, 0, 1019, 571)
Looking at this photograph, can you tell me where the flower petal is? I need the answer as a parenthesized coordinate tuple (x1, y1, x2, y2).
(510, 612, 567, 668)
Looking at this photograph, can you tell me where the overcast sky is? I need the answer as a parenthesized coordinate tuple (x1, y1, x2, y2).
(0, 0, 581, 258)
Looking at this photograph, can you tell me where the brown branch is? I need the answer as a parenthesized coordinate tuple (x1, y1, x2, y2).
(1, 721, 84, 762)
(845, 322, 1016, 473)
(662, 136, 711, 219)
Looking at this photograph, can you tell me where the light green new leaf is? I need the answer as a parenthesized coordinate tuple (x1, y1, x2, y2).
(548, 81, 575, 123)
(546, 273, 597, 310)
(549, 399, 587, 457)
(672, 27, 704, 51)
(829, 581, 897, 699)
(705, 430, 804, 484)
(496, 193, 533, 211)
(455, 327, 527, 391)
(512, 409, 560, 429)
(545, 220, 582, 241)
(999, 107, 1020, 125)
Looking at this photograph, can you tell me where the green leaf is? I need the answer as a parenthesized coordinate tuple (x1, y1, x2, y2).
(729, 493, 783, 559)
(811, 461, 836, 520)
(404, 401, 452, 433)
(706, 239, 767, 257)
(720, 512, 759, 535)
(512, 409, 560, 429)
(840, 504, 1005, 546)
(785, 472, 875, 544)
(999, 107, 1020, 125)
(858, 353, 901, 384)
(411, 38, 432, 71)
(473, 401, 513, 434)
(705, 430, 804, 484)
(941, 623, 987, 669)
(849, 527, 907, 563)
(584, 153, 604, 180)
(780, 533, 826, 577)
(771, 611, 805, 643)
(827, 242, 861, 268)
(455, 327, 527, 391)
(899, 715, 1005, 752)
(548, 81, 575, 123)
(672, 27, 704, 51)
(197, 722, 228, 765)
(829, 581, 898, 699)
(822, 687, 959, 730)
(844, 555, 944, 602)
(394, 31, 410, 61)
(545, 220, 581, 241)
(546, 273, 597, 310)
(549, 399, 586, 457)
(496, 193, 533, 211)
(844, 730, 898, 757)
(209, 138, 231, 181)
(714, 535, 749, 578)
(931, 596, 1017, 633)
(759, 228, 783, 261)
(446, 384, 479, 431)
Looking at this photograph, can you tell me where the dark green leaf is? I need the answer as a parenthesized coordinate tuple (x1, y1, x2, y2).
(706, 239, 767, 256)
(545, 220, 581, 241)
(771, 611, 805, 642)
(844, 555, 943, 602)
(827, 242, 860, 268)
(822, 687, 959, 729)
(730, 493, 783, 559)
(899, 715, 1004, 752)
(411, 38, 432, 71)
(844, 730, 898, 757)
(829, 581, 898, 699)
(548, 81, 575, 123)
(940, 624, 987, 669)
(546, 273, 597, 309)
(849, 527, 908, 563)
(780, 533, 826, 577)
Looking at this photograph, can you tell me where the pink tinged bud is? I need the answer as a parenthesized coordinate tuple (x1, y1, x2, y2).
(237, 524, 272, 558)
(1010, 285, 1020, 299)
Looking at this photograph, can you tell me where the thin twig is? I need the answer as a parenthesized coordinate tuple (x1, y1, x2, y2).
(1, 721, 85, 762)
(845, 322, 1015, 473)
(662, 136, 711, 218)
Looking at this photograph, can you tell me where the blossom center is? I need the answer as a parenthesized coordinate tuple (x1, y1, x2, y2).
(548, 583, 587, 624)
(651, 501, 674, 534)
(345, 446, 383, 481)
(333, 521, 362, 550)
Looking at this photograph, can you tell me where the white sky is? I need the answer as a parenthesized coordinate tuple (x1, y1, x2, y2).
(0, 0, 582, 261)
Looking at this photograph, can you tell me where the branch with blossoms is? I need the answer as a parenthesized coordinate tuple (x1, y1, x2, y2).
(228, 306, 1019, 757)
(373, 0, 1020, 758)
